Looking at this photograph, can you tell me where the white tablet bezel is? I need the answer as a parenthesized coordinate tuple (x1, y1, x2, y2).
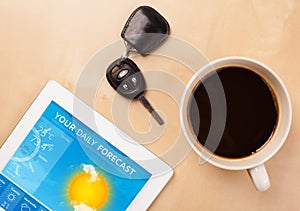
(0, 80, 173, 211)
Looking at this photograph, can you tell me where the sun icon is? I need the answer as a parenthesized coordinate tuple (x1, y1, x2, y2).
(7, 192, 17, 202)
(68, 165, 109, 210)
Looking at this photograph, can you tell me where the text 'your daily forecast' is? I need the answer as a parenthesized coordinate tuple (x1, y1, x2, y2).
(54, 112, 137, 176)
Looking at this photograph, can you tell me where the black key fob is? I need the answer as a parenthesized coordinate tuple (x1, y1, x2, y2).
(106, 58, 145, 99)
(121, 6, 170, 55)
(106, 58, 164, 125)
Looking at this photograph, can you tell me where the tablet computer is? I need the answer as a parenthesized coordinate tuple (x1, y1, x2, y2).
(0, 81, 173, 211)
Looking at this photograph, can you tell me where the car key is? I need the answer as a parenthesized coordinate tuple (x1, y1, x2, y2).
(106, 58, 164, 125)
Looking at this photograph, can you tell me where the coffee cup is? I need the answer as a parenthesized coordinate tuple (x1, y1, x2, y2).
(180, 56, 292, 191)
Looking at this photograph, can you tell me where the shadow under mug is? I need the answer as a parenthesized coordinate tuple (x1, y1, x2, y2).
(180, 56, 292, 191)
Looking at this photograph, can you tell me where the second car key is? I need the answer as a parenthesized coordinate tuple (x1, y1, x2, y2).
(121, 6, 170, 55)
(106, 58, 164, 125)
(117, 6, 170, 65)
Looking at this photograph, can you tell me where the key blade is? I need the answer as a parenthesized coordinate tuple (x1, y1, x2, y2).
(138, 95, 164, 125)
(150, 110, 165, 126)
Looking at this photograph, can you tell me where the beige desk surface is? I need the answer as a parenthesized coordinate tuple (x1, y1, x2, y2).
(1, 1, 300, 210)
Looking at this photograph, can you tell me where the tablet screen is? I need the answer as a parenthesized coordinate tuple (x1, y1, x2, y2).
(0, 101, 152, 211)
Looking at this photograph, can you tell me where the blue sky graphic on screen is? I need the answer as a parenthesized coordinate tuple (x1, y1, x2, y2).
(0, 101, 151, 211)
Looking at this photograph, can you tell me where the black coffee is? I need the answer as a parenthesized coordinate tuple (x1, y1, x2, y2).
(188, 66, 278, 158)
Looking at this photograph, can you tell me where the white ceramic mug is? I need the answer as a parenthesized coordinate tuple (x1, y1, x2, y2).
(180, 56, 292, 191)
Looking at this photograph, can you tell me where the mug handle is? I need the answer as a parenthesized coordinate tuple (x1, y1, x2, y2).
(247, 164, 270, 191)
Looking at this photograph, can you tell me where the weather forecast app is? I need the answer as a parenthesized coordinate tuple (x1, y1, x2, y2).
(0, 101, 151, 211)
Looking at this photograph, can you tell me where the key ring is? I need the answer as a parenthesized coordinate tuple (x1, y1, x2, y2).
(117, 41, 136, 66)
